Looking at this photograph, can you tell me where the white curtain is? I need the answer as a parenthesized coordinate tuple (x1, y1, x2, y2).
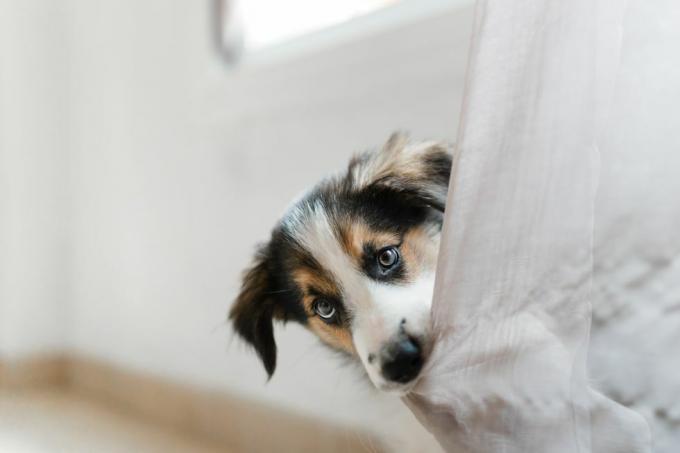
(406, 0, 680, 451)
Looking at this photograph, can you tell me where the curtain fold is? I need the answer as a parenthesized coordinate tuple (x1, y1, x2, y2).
(404, 0, 670, 451)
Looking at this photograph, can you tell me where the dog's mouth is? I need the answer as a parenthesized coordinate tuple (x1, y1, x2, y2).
(375, 374, 423, 395)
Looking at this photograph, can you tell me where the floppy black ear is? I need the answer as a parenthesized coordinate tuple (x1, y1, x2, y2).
(349, 132, 453, 212)
(229, 245, 279, 378)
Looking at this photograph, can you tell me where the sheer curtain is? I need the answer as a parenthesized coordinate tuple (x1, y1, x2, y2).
(406, 0, 679, 451)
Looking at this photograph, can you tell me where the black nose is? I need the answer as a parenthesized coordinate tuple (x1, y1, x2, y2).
(381, 337, 423, 383)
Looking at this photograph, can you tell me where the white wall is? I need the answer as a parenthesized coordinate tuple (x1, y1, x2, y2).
(0, 1, 71, 359)
(1, 0, 473, 446)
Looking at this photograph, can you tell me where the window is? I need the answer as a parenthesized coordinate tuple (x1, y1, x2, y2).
(215, 0, 469, 64)
(239, 0, 402, 51)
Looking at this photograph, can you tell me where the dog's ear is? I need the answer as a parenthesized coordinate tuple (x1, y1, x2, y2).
(348, 132, 453, 212)
(229, 244, 280, 379)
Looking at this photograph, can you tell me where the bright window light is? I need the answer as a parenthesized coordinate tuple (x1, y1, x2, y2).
(240, 0, 402, 50)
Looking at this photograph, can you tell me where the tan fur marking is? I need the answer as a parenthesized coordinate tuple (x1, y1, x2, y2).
(292, 268, 356, 355)
(399, 226, 440, 279)
(338, 219, 400, 262)
(292, 268, 339, 298)
(308, 318, 356, 355)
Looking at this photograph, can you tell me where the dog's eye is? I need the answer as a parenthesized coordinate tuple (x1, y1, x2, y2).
(313, 299, 336, 320)
(377, 246, 399, 270)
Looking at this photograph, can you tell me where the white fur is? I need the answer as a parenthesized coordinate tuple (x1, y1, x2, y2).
(354, 273, 435, 393)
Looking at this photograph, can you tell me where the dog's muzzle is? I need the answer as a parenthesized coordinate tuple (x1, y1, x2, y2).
(380, 335, 424, 383)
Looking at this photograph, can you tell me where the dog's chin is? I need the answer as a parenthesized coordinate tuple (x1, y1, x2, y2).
(372, 376, 421, 396)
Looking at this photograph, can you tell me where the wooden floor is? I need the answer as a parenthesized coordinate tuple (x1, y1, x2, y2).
(0, 389, 233, 453)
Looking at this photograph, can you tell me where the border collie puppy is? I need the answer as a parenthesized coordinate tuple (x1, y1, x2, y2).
(230, 133, 452, 393)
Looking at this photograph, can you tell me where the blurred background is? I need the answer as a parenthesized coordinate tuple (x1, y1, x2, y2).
(0, 0, 474, 452)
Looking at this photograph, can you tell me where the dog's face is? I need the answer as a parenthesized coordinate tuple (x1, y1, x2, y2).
(230, 133, 452, 393)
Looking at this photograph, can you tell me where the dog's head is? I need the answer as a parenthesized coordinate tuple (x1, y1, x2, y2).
(230, 133, 452, 393)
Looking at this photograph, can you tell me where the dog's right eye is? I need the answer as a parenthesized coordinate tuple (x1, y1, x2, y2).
(377, 246, 400, 270)
(313, 299, 336, 321)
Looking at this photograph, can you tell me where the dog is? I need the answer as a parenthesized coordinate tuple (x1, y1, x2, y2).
(229, 132, 452, 394)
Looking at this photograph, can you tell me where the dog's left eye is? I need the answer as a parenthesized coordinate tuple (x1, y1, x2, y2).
(313, 299, 336, 320)
(377, 246, 400, 270)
